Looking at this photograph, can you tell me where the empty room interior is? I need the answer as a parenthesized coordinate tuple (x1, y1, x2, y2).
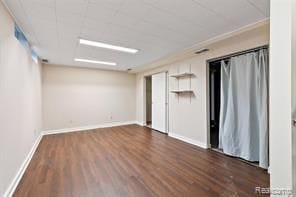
(0, 0, 296, 196)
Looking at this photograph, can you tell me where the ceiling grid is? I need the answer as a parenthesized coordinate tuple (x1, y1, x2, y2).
(2, 0, 270, 70)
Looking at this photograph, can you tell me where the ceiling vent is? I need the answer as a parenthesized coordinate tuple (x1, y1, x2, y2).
(42, 59, 49, 63)
(195, 48, 209, 54)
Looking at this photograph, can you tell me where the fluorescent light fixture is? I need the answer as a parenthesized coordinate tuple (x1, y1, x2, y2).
(79, 38, 139, 54)
(74, 58, 117, 66)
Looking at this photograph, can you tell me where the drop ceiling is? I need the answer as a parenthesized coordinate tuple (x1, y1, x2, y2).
(2, 0, 270, 71)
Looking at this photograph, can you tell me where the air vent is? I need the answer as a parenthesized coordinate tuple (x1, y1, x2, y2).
(42, 59, 49, 63)
(127, 68, 132, 71)
(195, 48, 209, 54)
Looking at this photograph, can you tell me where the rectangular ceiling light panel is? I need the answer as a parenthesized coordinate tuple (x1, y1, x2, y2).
(75, 58, 117, 66)
(79, 39, 139, 54)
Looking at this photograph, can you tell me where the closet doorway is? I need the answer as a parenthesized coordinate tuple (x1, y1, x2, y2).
(208, 45, 269, 169)
(209, 61, 221, 149)
(144, 72, 168, 133)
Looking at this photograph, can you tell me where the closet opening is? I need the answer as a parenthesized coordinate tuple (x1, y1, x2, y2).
(209, 60, 222, 149)
(208, 45, 269, 169)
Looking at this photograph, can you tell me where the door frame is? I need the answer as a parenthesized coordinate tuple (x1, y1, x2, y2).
(143, 71, 169, 133)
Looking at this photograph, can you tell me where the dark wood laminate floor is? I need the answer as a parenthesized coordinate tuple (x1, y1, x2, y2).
(14, 125, 269, 197)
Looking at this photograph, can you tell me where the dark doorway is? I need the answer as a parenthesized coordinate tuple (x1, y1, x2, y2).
(209, 61, 222, 149)
(145, 76, 152, 127)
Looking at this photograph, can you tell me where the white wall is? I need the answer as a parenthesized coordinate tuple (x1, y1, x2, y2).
(136, 24, 269, 148)
(42, 65, 136, 132)
(270, 0, 294, 193)
(293, 0, 296, 192)
(0, 2, 42, 196)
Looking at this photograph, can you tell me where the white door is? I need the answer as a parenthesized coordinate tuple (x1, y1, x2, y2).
(292, 51, 296, 195)
(292, 59, 296, 194)
(152, 72, 167, 133)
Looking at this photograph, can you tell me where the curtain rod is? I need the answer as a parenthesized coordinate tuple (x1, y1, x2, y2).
(207, 45, 269, 64)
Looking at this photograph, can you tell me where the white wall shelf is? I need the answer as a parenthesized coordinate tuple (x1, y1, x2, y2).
(170, 64, 194, 103)
(170, 72, 194, 78)
(170, 90, 194, 94)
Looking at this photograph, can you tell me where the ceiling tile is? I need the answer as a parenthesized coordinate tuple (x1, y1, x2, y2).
(110, 12, 141, 29)
(56, 0, 88, 16)
(21, 0, 55, 8)
(56, 11, 84, 26)
(22, 1, 56, 22)
(194, 0, 266, 26)
(246, 0, 270, 16)
(80, 26, 108, 42)
(82, 17, 110, 32)
(87, 0, 124, 10)
(85, 3, 116, 23)
(118, 0, 152, 20)
(57, 22, 81, 39)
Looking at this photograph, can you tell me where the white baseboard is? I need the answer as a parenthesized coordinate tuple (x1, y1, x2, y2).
(135, 121, 145, 126)
(4, 134, 43, 197)
(42, 120, 138, 135)
(168, 132, 208, 149)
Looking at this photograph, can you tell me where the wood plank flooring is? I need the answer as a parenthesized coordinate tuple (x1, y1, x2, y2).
(14, 125, 269, 197)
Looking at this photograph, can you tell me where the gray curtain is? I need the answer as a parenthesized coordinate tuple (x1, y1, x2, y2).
(219, 49, 269, 169)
